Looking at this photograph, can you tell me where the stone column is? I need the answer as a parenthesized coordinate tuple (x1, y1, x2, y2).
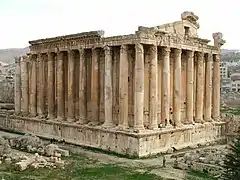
(67, 50, 75, 122)
(134, 43, 145, 131)
(102, 45, 113, 128)
(57, 52, 65, 120)
(186, 50, 195, 124)
(149, 45, 158, 130)
(89, 47, 99, 125)
(78, 49, 88, 124)
(173, 48, 182, 127)
(22, 55, 29, 116)
(14, 56, 21, 115)
(29, 55, 37, 117)
(161, 47, 171, 127)
(47, 52, 55, 119)
(38, 54, 45, 118)
(195, 52, 204, 123)
(204, 53, 212, 121)
(118, 45, 129, 129)
(212, 54, 220, 121)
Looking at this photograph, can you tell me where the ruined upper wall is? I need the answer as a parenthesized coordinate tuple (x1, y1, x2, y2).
(28, 11, 223, 54)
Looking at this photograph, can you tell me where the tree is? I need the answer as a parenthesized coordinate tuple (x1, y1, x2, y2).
(221, 136, 240, 180)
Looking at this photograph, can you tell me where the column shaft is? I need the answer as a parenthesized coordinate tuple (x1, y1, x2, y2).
(195, 52, 204, 123)
(204, 54, 212, 121)
(57, 52, 65, 120)
(22, 56, 29, 116)
(186, 50, 194, 124)
(30, 55, 37, 117)
(161, 47, 171, 127)
(90, 48, 99, 124)
(14, 56, 21, 115)
(103, 46, 113, 127)
(149, 45, 158, 129)
(118, 45, 129, 129)
(78, 49, 87, 124)
(67, 51, 75, 122)
(212, 54, 220, 120)
(47, 53, 55, 119)
(38, 54, 45, 118)
(134, 43, 145, 131)
(173, 49, 182, 127)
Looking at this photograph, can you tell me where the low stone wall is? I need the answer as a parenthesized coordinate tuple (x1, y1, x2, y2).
(0, 78, 14, 103)
(0, 114, 226, 158)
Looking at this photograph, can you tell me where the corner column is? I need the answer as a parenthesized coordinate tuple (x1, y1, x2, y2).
(186, 50, 195, 124)
(134, 43, 145, 131)
(14, 56, 21, 115)
(161, 47, 171, 127)
(212, 54, 220, 121)
(57, 52, 65, 121)
(29, 55, 37, 117)
(118, 45, 129, 129)
(204, 53, 212, 121)
(149, 45, 158, 129)
(67, 50, 75, 122)
(103, 45, 113, 128)
(22, 55, 29, 116)
(195, 52, 204, 123)
(173, 48, 182, 127)
(47, 52, 55, 119)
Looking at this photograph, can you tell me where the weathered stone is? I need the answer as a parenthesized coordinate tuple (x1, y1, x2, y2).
(0, 11, 226, 158)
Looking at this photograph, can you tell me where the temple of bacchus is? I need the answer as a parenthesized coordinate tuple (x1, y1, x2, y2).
(0, 12, 226, 157)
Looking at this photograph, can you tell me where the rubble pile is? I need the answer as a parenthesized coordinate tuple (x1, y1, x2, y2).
(171, 146, 228, 176)
(0, 134, 70, 171)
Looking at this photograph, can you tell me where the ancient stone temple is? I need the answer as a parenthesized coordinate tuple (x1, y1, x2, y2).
(0, 12, 226, 157)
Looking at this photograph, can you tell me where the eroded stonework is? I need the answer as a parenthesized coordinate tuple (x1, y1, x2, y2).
(0, 11, 226, 157)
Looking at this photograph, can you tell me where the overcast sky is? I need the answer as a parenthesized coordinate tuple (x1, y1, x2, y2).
(0, 0, 238, 49)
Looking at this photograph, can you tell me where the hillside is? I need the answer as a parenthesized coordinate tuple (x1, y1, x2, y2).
(0, 47, 29, 64)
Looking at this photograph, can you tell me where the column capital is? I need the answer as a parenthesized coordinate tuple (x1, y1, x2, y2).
(149, 45, 157, 53)
(120, 44, 128, 54)
(196, 51, 204, 58)
(14, 56, 21, 63)
(78, 48, 84, 55)
(213, 54, 220, 62)
(186, 50, 194, 57)
(104, 45, 111, 55)
(162, 47, 171, 56)
(205, 53, 212, 62)
(135, 43, 143, 53)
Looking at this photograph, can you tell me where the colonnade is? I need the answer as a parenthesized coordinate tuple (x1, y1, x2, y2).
(14, 44, 221, 131)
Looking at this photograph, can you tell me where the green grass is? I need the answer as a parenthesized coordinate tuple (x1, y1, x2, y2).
(221, 107, 240, 115)
(0, 154, 161, 180)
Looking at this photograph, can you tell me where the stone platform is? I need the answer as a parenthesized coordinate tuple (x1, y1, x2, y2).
(0, 115, 226, 157)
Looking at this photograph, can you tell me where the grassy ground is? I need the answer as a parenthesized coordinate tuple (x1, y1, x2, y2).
(221, 107, 240, 115)
(0, 153, 217, 180)
(0, 154, 161, 180)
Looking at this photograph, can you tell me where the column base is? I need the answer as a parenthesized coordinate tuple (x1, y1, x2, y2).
(116, 124, 129, 131)
(76, 118, 89, 125)
(185, 120, 195, 125)
(56, 117, 65, 122)
(174, 122, 183, 128)
(67, 117, 75, 123)
(88, 121, 99, 126)
(47, 114, 55, 120)
(204, 118, 213, 122)
(102, 122, 114, 128)
(194, 119, 204, 124)
(213, 117, 220, 122)
(148, 124, 159, 130)
(133, 125, 145, 133)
